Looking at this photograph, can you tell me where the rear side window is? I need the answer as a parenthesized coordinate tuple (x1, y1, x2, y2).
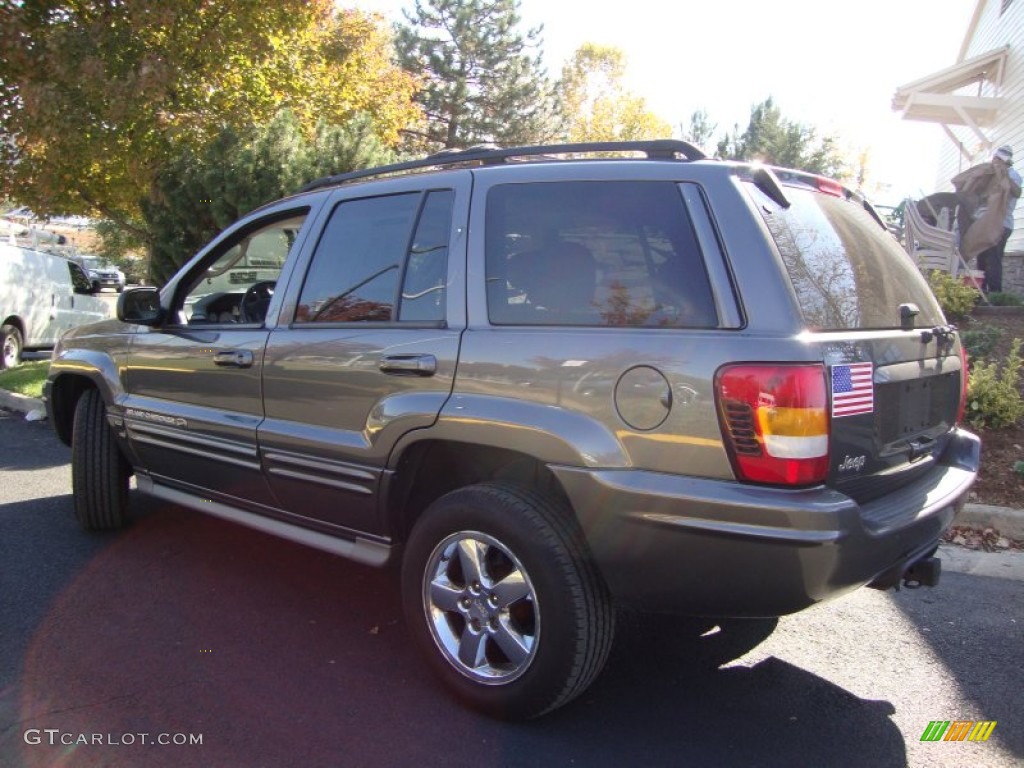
(748, 184, 944, 330)
(485, 181, 717, 327)
(295, 190, 452, 324)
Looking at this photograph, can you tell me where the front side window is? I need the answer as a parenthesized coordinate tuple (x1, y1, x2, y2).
(296, 190, 453, 324)
(485, 181, 717, 327)
(181, 212, 308, 325)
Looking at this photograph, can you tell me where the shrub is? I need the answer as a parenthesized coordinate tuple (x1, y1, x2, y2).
(986, 291, 1024, 307)
(966, 338, 1024, 429)
(960, 324, 1003, 362)
(927, 270, 980, 320)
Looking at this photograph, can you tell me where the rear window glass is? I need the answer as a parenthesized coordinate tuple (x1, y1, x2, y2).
(747, 183, 945, 330)
(485, 181, 717, 328)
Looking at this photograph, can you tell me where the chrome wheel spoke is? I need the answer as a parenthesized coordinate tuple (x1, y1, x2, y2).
(429, 579, 464, 613)
(457, 625, 488, 668)
(491, 570, 530, 608)
(455, 539, 486, 586)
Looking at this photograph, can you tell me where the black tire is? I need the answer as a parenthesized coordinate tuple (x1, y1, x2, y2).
(401, 482, 613, 720)
(1, 324, 22, 369)
(71, 389, 130, 530)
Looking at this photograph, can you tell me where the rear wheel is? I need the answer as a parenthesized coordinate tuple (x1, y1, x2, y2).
(71, 389, 130, 530)
(402, 482, 613, 719)
(1, 324, 22, 369)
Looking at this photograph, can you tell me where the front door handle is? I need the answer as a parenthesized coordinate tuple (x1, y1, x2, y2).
(214, 349, 254, 368)
(379, 354, 437, 376)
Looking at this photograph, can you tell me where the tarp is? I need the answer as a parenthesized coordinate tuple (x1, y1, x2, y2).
(952, 162, 1012, 261)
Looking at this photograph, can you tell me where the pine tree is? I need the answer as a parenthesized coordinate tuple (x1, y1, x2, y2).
(143, 110, 392, 284)
(395, 0, 556, 151)
(716, 97, 847, 178)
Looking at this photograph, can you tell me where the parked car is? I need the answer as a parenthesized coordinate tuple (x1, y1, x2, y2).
(77, 256, 126, 293)
(1, 243, 110, 368)
(44, 141, 979, 719)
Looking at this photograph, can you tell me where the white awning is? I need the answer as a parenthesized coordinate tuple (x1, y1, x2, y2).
(892, 46, 1009, 155)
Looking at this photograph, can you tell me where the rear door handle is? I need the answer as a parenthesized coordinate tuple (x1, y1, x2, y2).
(379, 354, 437, 376)
(214, 350, 254, 368)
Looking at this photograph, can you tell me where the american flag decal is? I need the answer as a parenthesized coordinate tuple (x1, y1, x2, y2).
(831, 362, 874, 417)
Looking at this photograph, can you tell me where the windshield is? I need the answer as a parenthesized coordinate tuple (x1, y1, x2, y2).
(746, 183, 945, 330)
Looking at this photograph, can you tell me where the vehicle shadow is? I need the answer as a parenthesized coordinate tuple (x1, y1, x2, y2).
(3, 499, 906, 768)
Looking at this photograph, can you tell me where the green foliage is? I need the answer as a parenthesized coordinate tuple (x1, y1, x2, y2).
(1, 2, 417, 240)
(556, 44, 672, 143)
(1014, 460, 1024, 476)
(681, 109, 717, 152)
(142, 110, 393, 284)
(986, 291, 1024, 307)
(716, 97, 847, 177)
(927, 270, 980, 320)
(966, 338, 1024, 430)
(395, 0, 557, 150)
(960, 324, 1003, 361)
(0, 361, 49, 399)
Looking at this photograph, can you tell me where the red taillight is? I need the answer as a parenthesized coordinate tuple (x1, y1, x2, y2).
(957, 345, 969, 424)
(815, 177, 844, 198)
(716, 364, 830, 486)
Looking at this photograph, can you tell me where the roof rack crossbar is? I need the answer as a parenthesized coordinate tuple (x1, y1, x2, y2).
(298, 139, 706, 193)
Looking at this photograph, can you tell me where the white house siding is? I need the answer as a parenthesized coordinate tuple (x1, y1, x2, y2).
(935, 0, 1024, 254)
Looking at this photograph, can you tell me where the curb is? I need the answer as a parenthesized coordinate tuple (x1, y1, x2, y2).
(958, 503, 1024, 540)
(0, 389, 45, 418)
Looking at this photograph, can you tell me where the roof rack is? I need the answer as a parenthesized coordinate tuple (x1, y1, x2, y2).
(297, 139, 707, 194)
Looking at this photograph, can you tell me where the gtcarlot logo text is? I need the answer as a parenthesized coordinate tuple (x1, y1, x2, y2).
(24, 729, 203, 747)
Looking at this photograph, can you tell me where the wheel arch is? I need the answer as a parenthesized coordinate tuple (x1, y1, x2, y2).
(48, 373, 101, 445)
(2, 315, 26, 336)
(48, 353, 125, 446)
(384, 439, 574, 545)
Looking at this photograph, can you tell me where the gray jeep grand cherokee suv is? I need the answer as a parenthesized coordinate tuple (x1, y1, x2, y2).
(45, 141, 979, 719)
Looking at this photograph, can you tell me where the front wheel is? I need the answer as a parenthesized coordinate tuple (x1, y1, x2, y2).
(402, 482, 613, 720)
(71, 389, 130, 530)
(1, 324, 22, 369)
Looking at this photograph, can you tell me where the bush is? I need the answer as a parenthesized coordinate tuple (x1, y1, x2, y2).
(987, 291, 1024, 307)
(927, 270, 980, 320)
(960, 324, 1003, 361)
(966, 338, 1024, 429)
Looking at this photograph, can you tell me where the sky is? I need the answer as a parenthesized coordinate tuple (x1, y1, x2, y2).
(345, 0, 979, 205)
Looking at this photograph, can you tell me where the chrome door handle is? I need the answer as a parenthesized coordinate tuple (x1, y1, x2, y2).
(379, 354, 437, 376)
(214, 350, 254, 368)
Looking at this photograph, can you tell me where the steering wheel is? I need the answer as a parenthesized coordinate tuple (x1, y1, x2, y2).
(240, 280, 276, 324)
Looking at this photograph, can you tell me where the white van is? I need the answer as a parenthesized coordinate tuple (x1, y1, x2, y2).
(1, 243, 111, 368)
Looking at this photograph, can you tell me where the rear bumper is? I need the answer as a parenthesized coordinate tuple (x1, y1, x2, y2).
(553, 428, 980, 617)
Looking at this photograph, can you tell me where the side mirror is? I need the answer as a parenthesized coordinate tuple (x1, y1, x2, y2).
(117, 287, 164, 326)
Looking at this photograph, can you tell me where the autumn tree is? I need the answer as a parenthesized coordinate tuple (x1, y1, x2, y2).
(143, 110, 393, 283)
(394, 0, 556, 150)
(0, 1, 418, 261)
(557, 44, 672, 144)
(716, 97, 846, 177)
